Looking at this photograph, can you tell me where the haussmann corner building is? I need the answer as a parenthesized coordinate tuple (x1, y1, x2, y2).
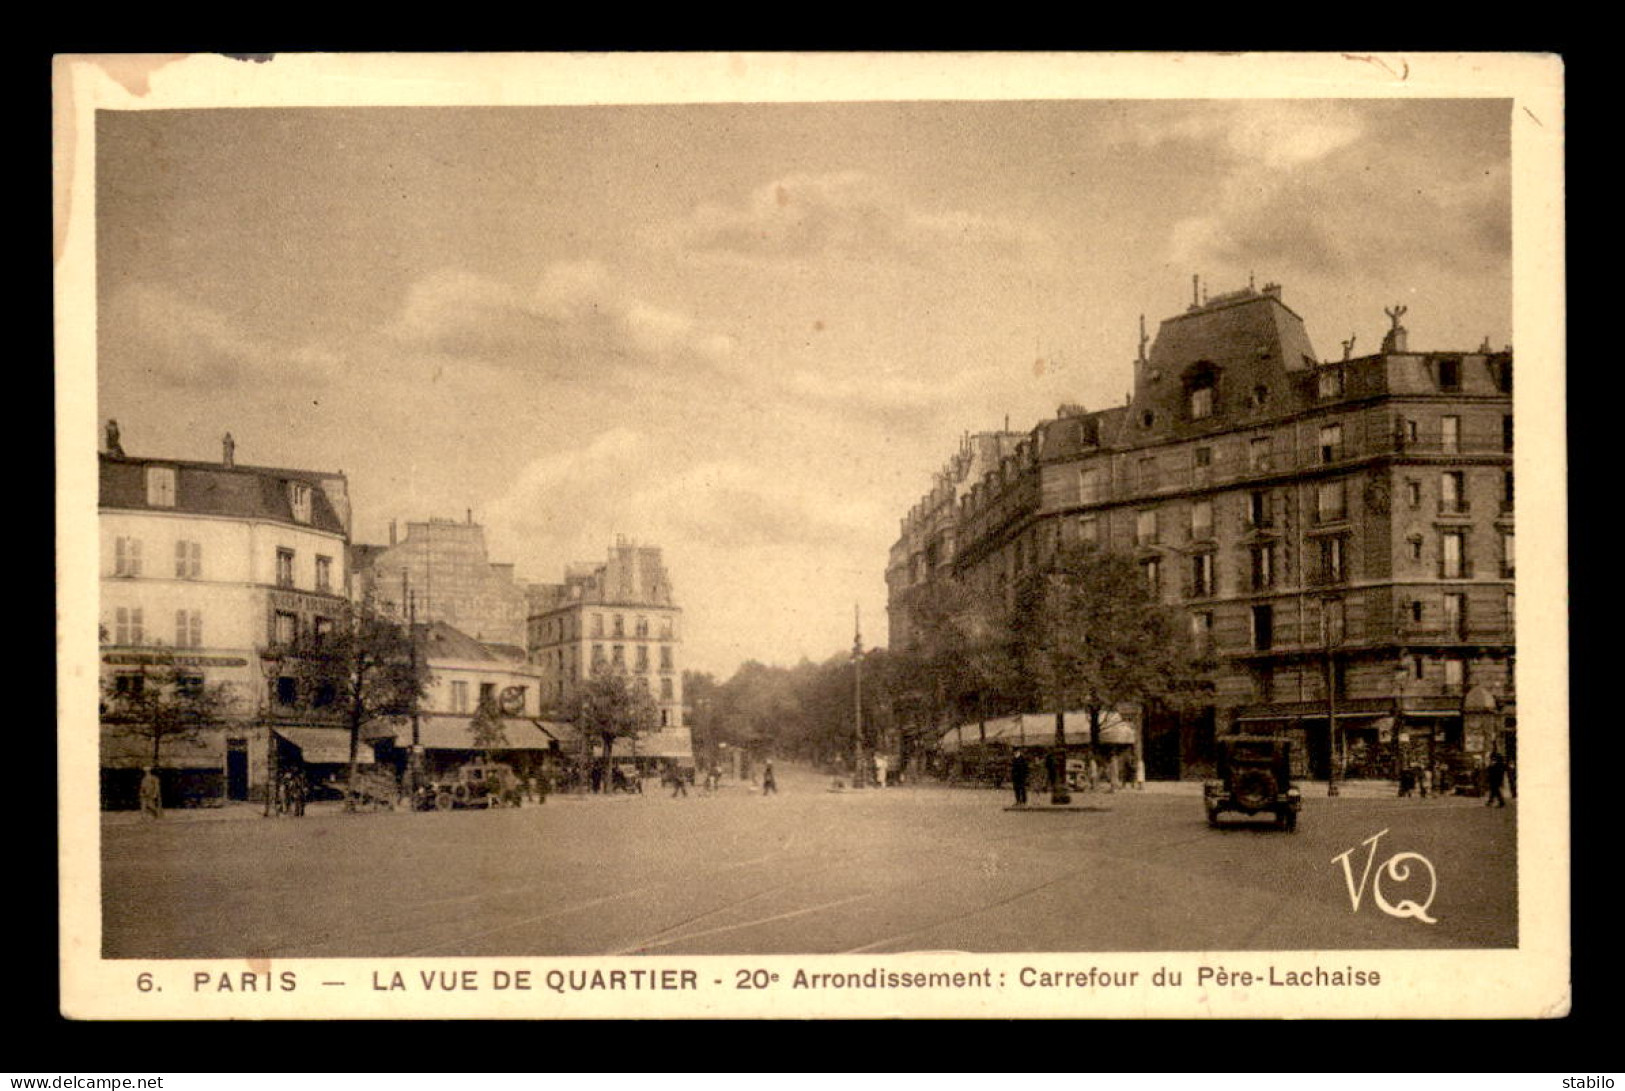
(97, 422, 356, 807)
(887, 281, 1515, 782)
(527, 539, 693, 774)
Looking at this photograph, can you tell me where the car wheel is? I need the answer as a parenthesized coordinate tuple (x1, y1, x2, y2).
(435, 791, 455, 811)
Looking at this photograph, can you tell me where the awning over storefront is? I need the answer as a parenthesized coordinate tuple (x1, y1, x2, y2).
(100, 724, 224, 769)
(938, 710, 1136, 752)
(276, 726, 370, 765)
(624, 728, 694, 760)
(365, 715, 565, 752)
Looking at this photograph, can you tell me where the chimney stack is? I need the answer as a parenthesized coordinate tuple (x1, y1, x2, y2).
(222, 432, 235, 469)
(389, 519, 398, 547)
(104, 419, 125, 459)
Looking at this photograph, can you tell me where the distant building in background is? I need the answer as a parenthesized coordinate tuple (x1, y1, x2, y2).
(98, 422, 352, 807)
(528, 539, 691, 769)
(889, 281, 1515, 782)
(350, 515, 529, 648)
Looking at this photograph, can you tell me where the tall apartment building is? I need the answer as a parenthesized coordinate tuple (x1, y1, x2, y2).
(527, 540, 690, 767)
(98, 422, 353, 805)
(885, 428, 1026, 652)
(888, 282, 1514, 780)
(350, 516, 529, 649)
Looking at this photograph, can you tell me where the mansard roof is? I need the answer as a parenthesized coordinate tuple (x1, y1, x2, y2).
(99, 452, 348, 536)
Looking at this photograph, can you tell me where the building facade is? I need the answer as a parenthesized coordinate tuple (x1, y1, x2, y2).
(351, 516, 529, 648)
(888, 283, 1515, 781)
(527, 540, 691, 767)
(98, 423, 353, 806)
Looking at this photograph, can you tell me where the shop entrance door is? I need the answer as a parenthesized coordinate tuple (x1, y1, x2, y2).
(226, 738, 249, 801)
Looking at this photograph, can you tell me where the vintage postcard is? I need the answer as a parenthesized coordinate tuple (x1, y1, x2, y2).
(54, 51, 1568, 1020)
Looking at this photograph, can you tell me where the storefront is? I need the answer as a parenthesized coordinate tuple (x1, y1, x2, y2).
(365, 714, 568, 787)
(99, 724, 226, 810)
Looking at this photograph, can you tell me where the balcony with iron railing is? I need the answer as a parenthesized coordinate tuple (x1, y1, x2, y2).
(1052, 429, 1511, 510)
(1394, 619, 1513, 645)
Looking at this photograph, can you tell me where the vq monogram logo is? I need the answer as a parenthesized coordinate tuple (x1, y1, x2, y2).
(1331, 828, 1438, 924)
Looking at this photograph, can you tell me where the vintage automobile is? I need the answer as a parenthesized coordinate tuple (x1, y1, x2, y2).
(1204, 735, 1302, 831)
(418, 761, 523, 811)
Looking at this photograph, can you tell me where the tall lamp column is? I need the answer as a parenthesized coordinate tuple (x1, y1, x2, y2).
(260, 649, 284, 817)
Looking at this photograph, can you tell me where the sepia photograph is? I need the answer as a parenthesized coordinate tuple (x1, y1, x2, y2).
(55, 52, 1567, 1019)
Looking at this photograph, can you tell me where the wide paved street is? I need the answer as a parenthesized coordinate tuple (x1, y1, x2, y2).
(102, 763, 1516, 959)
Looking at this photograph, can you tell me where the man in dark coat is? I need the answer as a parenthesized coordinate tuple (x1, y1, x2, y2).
(1010, 750, 1030, 806)
(1485, 752, 1509, 807)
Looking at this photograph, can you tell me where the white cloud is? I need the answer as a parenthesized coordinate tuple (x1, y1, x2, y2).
(101, 283, 341, 389)
(386, 263, 736, 374)
(1119, 101, 1367, 170)
(668, 171, 1043, 264)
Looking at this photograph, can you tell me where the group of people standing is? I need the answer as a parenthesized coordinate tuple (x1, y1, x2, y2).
(272, 768, 308, 816)
(1397, 752, 1515, 806)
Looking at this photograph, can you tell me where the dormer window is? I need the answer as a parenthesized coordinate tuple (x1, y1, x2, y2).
(145, 466, 176, 507)
(1250, 386, 1270, 409)
(1184, 363, 1219, 421)
(1317, 367, 1345, 399)
(1189, 385, 1214, 420)
(1437, 357, 1462, 392)
(288, 481, 313, 524)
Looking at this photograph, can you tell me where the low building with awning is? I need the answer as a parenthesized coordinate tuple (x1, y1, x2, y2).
(936, 709, 1138, 753)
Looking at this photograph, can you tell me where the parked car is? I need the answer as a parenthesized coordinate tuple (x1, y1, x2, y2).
(1204, 736, 1302, 831)
(418, 761, 522, 811)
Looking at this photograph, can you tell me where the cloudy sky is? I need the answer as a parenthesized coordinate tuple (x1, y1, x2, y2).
(94, 97, 1511, 676)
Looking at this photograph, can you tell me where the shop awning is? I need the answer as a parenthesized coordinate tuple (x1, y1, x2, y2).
(276, 727, 371, 765)
(624, 728, 694, 760)
(100, 725, 224, 769)
(366, 715, 566, 752)
(939, 710, 1136, 751)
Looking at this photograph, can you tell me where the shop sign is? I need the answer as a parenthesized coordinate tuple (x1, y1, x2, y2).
(103, 653, 249, 668)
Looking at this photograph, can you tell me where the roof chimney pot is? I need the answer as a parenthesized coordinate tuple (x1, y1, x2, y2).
(222, 432, 235, 469)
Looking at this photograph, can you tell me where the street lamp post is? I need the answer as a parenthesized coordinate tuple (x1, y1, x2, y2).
(260, 649, 284, 817)
(852, 605, 865, 789)
(1392, 662, 1409, 784)
(1323, 595, 1342, 798)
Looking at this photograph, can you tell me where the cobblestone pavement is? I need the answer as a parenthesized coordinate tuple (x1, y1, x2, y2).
(101, 763, 1516, 958)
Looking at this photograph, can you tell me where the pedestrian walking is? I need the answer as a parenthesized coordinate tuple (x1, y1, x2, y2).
(671, 762, 688, 798)
(139, 766, 162, 820)
(1485, 752, 1509, 808)
(1010, 749, 1029, 806)
(762, 760, 778, 796)
(874, 753, 889, 789)
(1419, 764, 1433, 799)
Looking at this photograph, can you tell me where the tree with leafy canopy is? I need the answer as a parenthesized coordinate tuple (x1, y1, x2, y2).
(894, 576, 1025, 743)
(100, 643, 240, 787)
(287, 596, 432, 810)
(564, 662, 661, 789)
(1013, 542, 1212, 798)
(468, 698, 509, 761)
